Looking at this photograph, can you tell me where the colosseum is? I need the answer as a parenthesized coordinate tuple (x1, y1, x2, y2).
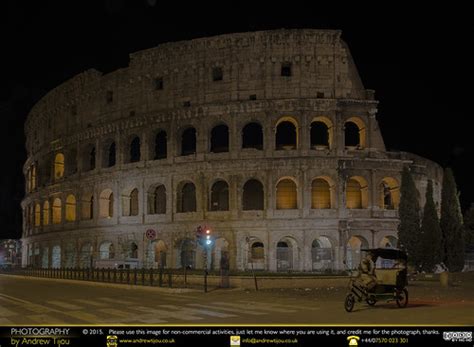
(21, 29, 443, 272)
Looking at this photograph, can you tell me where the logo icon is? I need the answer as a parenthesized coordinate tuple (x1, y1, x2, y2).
(230, 335, 241, 346)
(347, 335, 360, 346)
(106, 335, 118, 347)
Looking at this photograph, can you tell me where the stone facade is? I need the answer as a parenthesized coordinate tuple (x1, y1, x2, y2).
(21, 29, 443, 272)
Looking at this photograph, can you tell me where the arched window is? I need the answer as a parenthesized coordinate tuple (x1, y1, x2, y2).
(130, 188, 139, 216)
(276, 179, 297, 209)
(344, 122, 360, 147)
(242, 179, 264, 210)
(210, 124, 229, 153)
(130, 136, 141, 163)
(127, 242, 138, 259)
(379, 178, 400, 210)
(344, 118, 366, 149)
(66, 148, 77, 175)
(52, 198, 62, 224)
(210, 180, 229, 211)
(99, 189, 114, 218)
(275, 120, 297, 150)
(181, 127, 196, 156)
(99, 241, 115, 260)
(122, 188, 139, 216)
(43, 201, 50, 226)
(251, 242, 264, 260)
(54, 153, 65, 179)
(346, 177, 368, 209)
(178, 182, 196, 213)
(310, 122, 329, 148)
(149, 185, 166, 214)
(65, 194, 76, 222)
(311, 178, 331, 209)
(102, 140, 116, 168)
(154, 131, 167, 159)
(81, 193, 94, 220)
(34, 203, 41, 227)
(83, 145, 96, 171)
(242, 122, 263, 150)
(31, 164, 37, 190)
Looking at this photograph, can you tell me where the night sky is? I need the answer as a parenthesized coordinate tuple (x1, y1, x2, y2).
(2, 1, 473, 239)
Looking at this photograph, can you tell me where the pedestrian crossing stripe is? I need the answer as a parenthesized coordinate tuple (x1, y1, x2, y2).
(46, 300, 82, 310)
(157, 304, 237, 318)
(186, 303, 267, 315)
(212, 301, 296, 313)
(132, 305, 203, 321)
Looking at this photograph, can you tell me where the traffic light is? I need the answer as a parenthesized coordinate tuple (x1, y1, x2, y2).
(205, 228, 212, 246)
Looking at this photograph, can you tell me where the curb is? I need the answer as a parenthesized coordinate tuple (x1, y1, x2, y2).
(0, 273, 199, 294)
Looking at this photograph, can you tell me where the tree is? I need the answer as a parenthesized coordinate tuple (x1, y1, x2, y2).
(419, 180, 442, 271)
(440, 168, 464, 271)
(463, 204, 474, 252)
(397, 166, 421, 267)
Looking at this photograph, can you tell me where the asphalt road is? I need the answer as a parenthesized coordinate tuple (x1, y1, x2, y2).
(0, 274, 473, 325)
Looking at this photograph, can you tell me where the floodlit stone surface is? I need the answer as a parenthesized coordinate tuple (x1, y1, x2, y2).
(22, 29, 442, 272)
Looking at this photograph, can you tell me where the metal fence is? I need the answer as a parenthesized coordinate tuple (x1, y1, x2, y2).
(0, 267, 188, 288)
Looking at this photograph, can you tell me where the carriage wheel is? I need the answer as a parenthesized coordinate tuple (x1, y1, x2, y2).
(345, 293, 355, 312)
(366, 296, 376, 306)
(396, 288, 408, 308)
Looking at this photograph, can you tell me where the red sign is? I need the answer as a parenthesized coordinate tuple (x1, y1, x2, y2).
(145, 229, 157, 240)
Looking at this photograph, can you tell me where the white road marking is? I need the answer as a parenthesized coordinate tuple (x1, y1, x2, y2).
(158, 304, 237, 318)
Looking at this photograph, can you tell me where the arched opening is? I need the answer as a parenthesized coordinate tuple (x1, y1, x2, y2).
(242, 122, 263, 150)
(99, 241, 115, 260)
(130, 188, 139, 216)
(41, 246, 49, 268)
(210, 124, 229, 153)
(380, 235, 398, 249)
(311, 237, 333, 272)
(52, 198, 62, 224)
(34, 203, 41, 227)
(51, 245, 61, 268)
(248, 240, 265, 270)
(54, 153, 65, 180)
(310, 122, 329, 148)
(64, 243, 75, 268)
(43, 201, 50, 226)
(275, 120, 297, 150)
(82, 144, 96, 171)
(65, 194, 76, 222)
(311, 178, 331, 209)
(213, 238, 229, 271)
(180, 239, 195, 269)
(81, 193, 94, 220)
(210, 180, 229, 211)
(154, 130, 167, 159)
(147, 240, 167, 268)
(126, 242, 138, 259)
(344, 117, 366, 149)
(379, 177, 400, 210)
(148, 184, 166, 214)
(276, 179, 297, 209)
(242, 179, 264, 210)
(276, 240, 294, 271)
(177, 182, 196, 213)
(79, 243, 92, 268)
(346, 236, 369, 269)
(346, 177, 368, 209)
(66, 148, 77, 175)
(129, 136, 141, 163)
(99, 189, 114, 218)
(102, 140, 116, 168)
(181, 127, 196, 156)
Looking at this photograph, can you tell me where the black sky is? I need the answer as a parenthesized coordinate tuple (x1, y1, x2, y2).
(2, 1, 473, 239)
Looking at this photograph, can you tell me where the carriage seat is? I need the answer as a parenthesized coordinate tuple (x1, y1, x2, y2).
(374, 269, 400, 286)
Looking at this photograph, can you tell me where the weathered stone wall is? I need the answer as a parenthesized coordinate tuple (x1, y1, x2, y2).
(21, 29, 443, 272)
